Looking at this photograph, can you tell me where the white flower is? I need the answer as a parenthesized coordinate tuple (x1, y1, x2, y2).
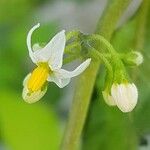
(102, 90, 116, 106)
(111, 83, 138, 112)
(22, 23, 91, 103)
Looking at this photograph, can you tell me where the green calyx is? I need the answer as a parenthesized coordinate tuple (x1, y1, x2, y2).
(112, 58, 129, 84)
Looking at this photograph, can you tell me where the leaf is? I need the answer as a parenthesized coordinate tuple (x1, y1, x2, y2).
(0, 90, 61, 150)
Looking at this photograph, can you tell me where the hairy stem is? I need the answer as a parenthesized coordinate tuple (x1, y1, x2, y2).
(85, 34, 117, 54)
(60, 0, 132, 150)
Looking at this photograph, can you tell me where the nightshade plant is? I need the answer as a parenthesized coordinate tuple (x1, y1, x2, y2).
(21, 0, 147, 150)
(22, 23, 142, 111)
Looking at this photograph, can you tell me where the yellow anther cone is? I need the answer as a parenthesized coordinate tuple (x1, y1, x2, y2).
(27, 64, 49, 92)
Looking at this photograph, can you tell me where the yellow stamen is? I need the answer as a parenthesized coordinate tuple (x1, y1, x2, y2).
(27, 63, 50, 92)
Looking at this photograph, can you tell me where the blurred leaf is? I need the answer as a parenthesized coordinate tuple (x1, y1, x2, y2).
(0, 0, 47, 23)
(134, 92, 150, 134)
(0, 90, 61, 150)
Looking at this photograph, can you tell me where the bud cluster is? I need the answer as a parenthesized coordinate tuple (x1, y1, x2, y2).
(84, 34, 143, 113)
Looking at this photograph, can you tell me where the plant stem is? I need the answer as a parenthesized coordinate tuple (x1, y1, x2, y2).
(85, 34, 117, 54)
(88, 47, 113, 76)
(60, 0, 132, 150)
(132, 0, 149, 80)
(133, 0, 149, 50)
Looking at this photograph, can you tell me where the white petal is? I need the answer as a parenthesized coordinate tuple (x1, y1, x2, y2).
(53, 58, 91, 79)
(47, 58, 91, 88)
(34, 30, 66, 69)
(102, 91, 116, 106)
(27, 23, 40, 63)
(48, 74, 70, 88)
(22, 73, 47, 103)
(111, 83, 138, 112)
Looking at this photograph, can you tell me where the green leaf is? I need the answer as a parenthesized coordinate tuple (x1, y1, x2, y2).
(0, 90, 61, 150)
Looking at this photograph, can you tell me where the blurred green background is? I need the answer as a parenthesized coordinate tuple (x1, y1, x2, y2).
(0, 0, 150, 150)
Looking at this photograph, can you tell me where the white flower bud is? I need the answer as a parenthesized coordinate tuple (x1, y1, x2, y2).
(102, 91, 116, 106)
(111, 83, 138, 112)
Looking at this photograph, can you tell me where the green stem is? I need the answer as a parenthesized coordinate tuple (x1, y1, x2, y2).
(96, 0, 132, 39)
(85, 34, 117, 55)
(132, 0, 149, 50)
(88, 47, 113, 75)
(89, 48, 114, 88)
(60, 1, 132, 150)
(131, 0, 149, 80)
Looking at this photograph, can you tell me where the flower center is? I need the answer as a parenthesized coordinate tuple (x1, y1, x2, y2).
(27, 63, 50, 92)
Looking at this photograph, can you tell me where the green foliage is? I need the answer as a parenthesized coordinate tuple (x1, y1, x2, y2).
(0, 90, 61, 150)
(0, 0, 62, 148)
(0, 0, 33, 22)
(0, 0, 150, 149)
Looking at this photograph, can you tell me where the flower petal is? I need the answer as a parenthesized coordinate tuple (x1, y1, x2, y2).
(34, 30, 66, 69)
(47, 58, 91, 88)
(27, 23, 40, 63)
(102, 91, 116, 106)
(48, 74, 70, 88)
(53, 58, 91, 79)
(22, 73, 47, 103)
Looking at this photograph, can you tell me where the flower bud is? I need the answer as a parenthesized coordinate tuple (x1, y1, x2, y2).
(102, 90, 116, 106)
(123, 51, 143, 66)
(111, 83, 138, 112)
